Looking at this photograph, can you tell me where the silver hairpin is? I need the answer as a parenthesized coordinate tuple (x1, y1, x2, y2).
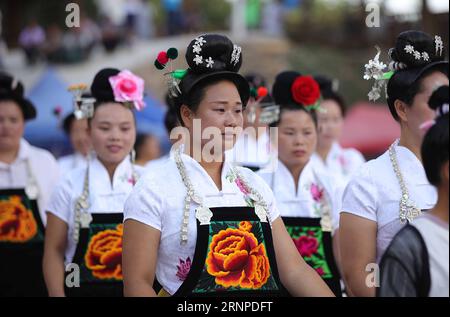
(206, 57, 214, 68)
(435, 35, 443, 57)
(11, 77, 18, 90)
(195, 36, 206, 47)
(193, 55, 203, 65)
(231, 45, 241, 66)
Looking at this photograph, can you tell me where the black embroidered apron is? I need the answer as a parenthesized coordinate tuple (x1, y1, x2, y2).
(0, 189, 47, 297)
(65, 213, 123, 297)
(283, 216, 341, 296)
(173, 206, 287, 297)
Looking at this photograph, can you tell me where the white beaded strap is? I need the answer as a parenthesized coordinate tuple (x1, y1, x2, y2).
(389, 140, 422, 224)
(73, 165, 91, 243)
(25, 159, 40, 200)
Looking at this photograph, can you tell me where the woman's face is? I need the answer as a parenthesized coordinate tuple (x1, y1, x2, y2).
(0, 101, 25, 153)
(70, 118, 91, 157)
(407, 71, 449, 141)
(317, 99, 344, 149)
(277, 109, 318, 169)
(89, 103, 136, 166)
(183, 80, 244, 158)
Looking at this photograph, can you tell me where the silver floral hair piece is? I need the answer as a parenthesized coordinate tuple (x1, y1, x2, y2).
(68, 84, 95, 119)
(435, 36, 444, 57)
(363, 46, 393, 102)
(191, 36, 214, 68)
(231, 44, 242, 66)
(404, 44, 430, 62)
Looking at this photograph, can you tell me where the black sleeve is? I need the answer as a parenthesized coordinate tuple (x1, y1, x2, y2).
(377, 225, 431, 297)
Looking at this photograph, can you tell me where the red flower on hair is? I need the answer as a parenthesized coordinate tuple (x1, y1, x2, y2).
(291, 76, 321, 106)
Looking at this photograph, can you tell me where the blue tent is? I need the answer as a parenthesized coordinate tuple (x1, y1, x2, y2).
(24, 68, 73, 157)
(24, 68, 169, 158)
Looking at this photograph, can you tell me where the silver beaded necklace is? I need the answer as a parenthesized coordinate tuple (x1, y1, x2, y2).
(389, 140, 422, 224)
(174, 149, 270, 245)
(72, 158, 139, 243)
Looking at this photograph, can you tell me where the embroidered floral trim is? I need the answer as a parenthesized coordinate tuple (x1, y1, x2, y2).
(205, 223, 271, 289)
(0, 196, 37, 242)
(176, 257, 192, 281)
(84, 224, 123, 280)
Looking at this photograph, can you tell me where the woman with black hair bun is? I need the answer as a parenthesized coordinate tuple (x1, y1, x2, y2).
(123, 34, 334, 297)
(310, 75, 365, 187)
(43, 68, 145, 297)
(0, 72, 61, 296)
(378, 85, 449, 297)
(258, 71, 342, 296)
(340, 30, 449, 297)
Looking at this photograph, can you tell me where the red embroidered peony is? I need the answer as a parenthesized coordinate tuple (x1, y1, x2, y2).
(293, 235, 319, 258)
(291, 76, 321, 106)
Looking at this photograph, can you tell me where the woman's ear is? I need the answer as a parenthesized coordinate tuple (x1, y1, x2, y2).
(180, 104, 193, 129)
(394, 99, 408, 123)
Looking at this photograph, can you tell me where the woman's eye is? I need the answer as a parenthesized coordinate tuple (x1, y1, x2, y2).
(215, 109, 225, 113)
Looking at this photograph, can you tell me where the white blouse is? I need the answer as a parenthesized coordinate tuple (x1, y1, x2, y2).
(46, 156, 143, 264)
(412, 214, 449, 297)
(225, 131, 274, 169)
(341, 141, 437, 262)
(310, 142, 365, 189)
(123, 153, 281, 296)
(258, 160, 340, 234)
(57, 152, 89, 175)
(0, 138, 60, 224)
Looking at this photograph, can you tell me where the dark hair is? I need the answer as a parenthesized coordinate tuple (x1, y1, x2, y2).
(271, 71, 319, 128)
(314, 75, 346, 117)
(421, 86, 449, 186)
(172, 34, 250, 126)
(164, 105, 180, 135)
(0, 72, 37, 121)
(88, 68, 136, 123)
(269, 104, 318, 128)
(387, 31, 448, 122)
(62, 113, 76, 135)
(134, 133, 150, 156)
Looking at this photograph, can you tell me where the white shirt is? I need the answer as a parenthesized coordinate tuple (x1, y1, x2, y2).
(258, 160, 340, 234)
(46, 156, 143, 264)
(310, 142, 365, 189)
(0, 138, 60, 224)
(341, 141, 437, 262)
(412, 214, 449, 297)
(225, 131, 274, 169)
(124, 153, 281, 296)
(57, 152, 89, 175)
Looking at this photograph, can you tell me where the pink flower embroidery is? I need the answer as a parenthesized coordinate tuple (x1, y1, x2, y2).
(315, 267, 325, 276)
(293, 236, 319, 258)
(176, 257, 192, 281)
(235, 178, 250, 196)
(338, 155, 347, 168)
(128, 176, 136, 186)
(109, 70, 146, 111)
(310, 183, 324, 203)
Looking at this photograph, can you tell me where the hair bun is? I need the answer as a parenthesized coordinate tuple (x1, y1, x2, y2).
(185, 34, 242, 74)
(390, 30, 445, 69)
(429, 85, 449, 113)
(90, 68, 120, 102)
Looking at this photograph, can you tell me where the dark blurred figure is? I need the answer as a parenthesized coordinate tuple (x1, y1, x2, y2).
(18, 19, 45, 65)
(163, 0, 184, 36)
(134, 133, 161, 166)
(100, 15, 122, 53)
